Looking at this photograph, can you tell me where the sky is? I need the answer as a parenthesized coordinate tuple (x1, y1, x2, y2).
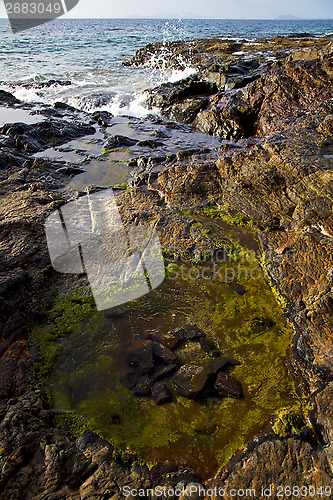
(0, 0, 332, 19)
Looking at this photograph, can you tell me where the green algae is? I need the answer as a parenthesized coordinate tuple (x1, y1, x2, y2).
(45, 258, 303, 478)
(272, 404, 307, 438)
(201, 205, 275, 232)
(50, 411, 93, 441)
(203, 206, 257, 230)
(29, 292, 95, 380)
(31, 214, 309, 479)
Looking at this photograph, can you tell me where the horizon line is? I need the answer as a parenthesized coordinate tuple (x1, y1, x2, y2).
(0, 17, 333, 21)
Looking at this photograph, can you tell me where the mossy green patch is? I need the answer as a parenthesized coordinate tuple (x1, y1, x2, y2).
(34, 214, 309, 479)
(29, 291, 95, 380)
(50, 411, 93, 441)
(200, 205, 276, 232)
(46, 259, 304, 478)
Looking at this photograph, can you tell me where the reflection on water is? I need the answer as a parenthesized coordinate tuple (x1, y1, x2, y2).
(0, 106, 45, 127)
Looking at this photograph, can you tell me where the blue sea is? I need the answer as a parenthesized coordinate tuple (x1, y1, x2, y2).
(0, 18, 332, 116)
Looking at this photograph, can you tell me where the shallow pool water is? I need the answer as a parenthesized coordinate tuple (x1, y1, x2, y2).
(32, 115, 221, 191)
(46, 225, 299, 479)
(0, 106, 45, 127)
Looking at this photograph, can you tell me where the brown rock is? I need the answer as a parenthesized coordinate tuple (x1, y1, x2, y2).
(151, 382, 172, 404)
(133, 376, 154, 396)
(126, 340, 154, 374)
(214, 372, 243, 399)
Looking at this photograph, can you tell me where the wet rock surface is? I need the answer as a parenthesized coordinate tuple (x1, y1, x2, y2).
(1, 36, 333, 497)
(124, 326, 241, 402)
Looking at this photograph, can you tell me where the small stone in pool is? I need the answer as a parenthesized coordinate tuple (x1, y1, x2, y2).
(133, 376, 154, 396)
(214, 372, 243, 399)
(126, 339, 154, 374)
(151, 382, 172, 404)
(152, 342, 180, 365)
(232, 283, 246, 295)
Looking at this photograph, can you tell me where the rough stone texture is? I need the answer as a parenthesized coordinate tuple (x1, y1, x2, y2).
(205, 438, 333, 499)
(0, 120, 95, 154)
(173, 364, 211, 399)
(1, 37, 333, 498)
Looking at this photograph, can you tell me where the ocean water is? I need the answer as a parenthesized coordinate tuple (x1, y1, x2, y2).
(0, 18, 332, 117)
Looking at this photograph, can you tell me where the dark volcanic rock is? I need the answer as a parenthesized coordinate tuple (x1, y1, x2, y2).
(153, 342, 180, 365)
(151, 363, 179, 381)
(53, 101, 78, 112)
(173, 364, 211, 399)
(205, 357, 230, 375)
(0, 89, 21, 106)
(126, 339, 154, 374)
(0, 120, 95, 154)
(214, 372, 243, 399)
(151, 382, 172, 404)
(89, 110, 114, 126)
(147, 77, 217, 122)
(103, 134, 137, 149)
(133, 376, 154, 396)
(34, 79, 72, 88)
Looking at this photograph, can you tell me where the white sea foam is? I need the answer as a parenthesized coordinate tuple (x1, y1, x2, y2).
(144, 43, 198, 86)
(67, 92, 159, 119)
(96, 93, 160, 118)
(166, 66, 198, 83)
(12, 86, 47, 104)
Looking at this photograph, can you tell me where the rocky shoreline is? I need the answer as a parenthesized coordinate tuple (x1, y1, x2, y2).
(1, 35, 333, 498)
